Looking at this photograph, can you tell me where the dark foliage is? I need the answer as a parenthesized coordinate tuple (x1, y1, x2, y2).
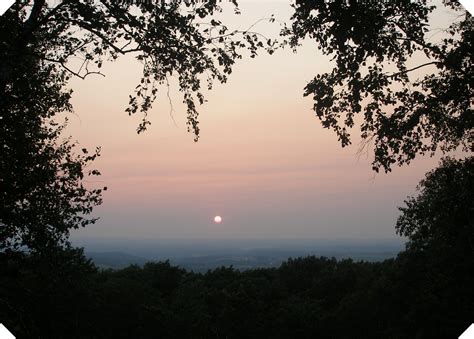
(1, 0, 277, 139)
(397, 156, 473, 255)
(0, 24, 104, 252)
(286, 0, 473, 172)
(1, 252, 472, 338)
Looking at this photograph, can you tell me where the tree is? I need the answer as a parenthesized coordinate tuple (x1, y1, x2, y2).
(396, 156, 473, 255)
(0, 246, 98, 338)
(0, 35, 104, 252)
(0, 0, 274, 251)
(287, 0, 473, 172)
(394, 156, 474, 336)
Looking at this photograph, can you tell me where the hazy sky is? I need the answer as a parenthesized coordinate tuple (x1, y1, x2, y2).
(67, 1, 457, 242)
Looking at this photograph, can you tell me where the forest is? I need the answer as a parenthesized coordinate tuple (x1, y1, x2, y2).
(1, 156, 473, 338)
(0, 0, 473, 338)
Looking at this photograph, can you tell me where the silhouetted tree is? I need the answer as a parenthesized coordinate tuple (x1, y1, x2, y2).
(287, 0, 472, 172)
(0, 40, 104, 252)
(397, 156, 473, 254)
(395, 156, 474, 336)
(1, 0, 276, 138)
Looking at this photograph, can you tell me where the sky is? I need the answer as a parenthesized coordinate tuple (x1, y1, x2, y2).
(67, 1, 458, 242)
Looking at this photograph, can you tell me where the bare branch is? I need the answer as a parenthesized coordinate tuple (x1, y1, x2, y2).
(41, 56, 105, 80)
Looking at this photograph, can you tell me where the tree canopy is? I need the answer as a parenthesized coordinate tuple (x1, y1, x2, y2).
(394, 156, 474, 336)
(0, 29, 104, 252)
(1, 0, 276, 138)
(2, 250, 473, 338)
(287, 0, 473, 172)
(397, 156, 473, 254)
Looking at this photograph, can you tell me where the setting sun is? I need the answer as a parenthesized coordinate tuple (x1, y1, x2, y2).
(214, 216, 222, 224)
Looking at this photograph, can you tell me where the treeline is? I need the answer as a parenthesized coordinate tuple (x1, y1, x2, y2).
(0, 246, 472, 338)
(1, 157, 473, 338)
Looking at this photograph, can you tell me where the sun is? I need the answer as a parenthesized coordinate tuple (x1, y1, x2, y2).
(214, 215, 222, 224)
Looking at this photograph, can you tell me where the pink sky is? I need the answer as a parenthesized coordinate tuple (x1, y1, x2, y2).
(67, 1, 456, 241)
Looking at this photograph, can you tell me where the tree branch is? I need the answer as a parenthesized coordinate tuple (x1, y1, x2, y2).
(40, 56, 105, 80)
(387, 61, 442, 78)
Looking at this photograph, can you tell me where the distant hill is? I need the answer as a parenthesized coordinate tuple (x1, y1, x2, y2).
(86, 251, 149, 269)
(86, 245, 402, 271)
